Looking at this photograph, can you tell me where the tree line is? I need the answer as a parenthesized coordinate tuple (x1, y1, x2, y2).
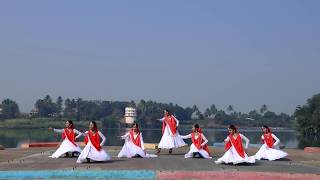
(0, 95, 293, 128)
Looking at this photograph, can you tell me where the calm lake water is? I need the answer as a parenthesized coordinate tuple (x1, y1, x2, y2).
(0, 128, 298, 148)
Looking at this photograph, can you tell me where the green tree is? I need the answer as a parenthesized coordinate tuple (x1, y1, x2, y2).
(0, 99, 20, 119)
(260, 104, 268, 114)
(248, 110, 260, 119)
(129, 100, 136, 108)
(35, 95, 58, 117)
(191, 105, 203, 120)
(264, 111, 277, 119)
(64, 98, 77, 118)
(294, 94, 320, 148)
(204, 104, 218, 118)
(227, 105, 234, 114)
(56, 96, 63, 118)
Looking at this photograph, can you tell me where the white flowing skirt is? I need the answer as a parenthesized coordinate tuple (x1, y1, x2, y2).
(158, 127, 186, 149)
(76, 142, 111, 163)
(215, 146, 255, 165)
(50, 139, 82, 158)
(184, 144, 212, 159)
(117, 140, 157, 158)
(254, 144, 288, 161)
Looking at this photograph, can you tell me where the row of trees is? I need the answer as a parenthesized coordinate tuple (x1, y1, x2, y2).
(32, 95, 293, 127)
(1, 95, 293, 128)
(34, 95, 131, 126)
(208, 108, 292, 127)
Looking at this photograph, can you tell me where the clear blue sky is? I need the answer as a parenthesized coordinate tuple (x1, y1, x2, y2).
(0, 0, 319, 114)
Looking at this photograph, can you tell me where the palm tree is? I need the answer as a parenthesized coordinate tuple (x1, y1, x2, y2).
(227, 105, 234, 113)
(260, 104, 268, 114)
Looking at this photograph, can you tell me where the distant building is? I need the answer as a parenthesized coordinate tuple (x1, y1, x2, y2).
(124, 107, 137, 124)
(29, 108, 39, 117)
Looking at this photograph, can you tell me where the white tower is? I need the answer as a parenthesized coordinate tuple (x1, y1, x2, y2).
(124, 107, 137, 124)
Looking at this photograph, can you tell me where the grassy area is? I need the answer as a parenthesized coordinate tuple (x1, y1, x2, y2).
(0, 118, 101, 129)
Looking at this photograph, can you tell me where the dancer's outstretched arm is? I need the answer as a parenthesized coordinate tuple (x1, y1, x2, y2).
(179, 134, 191, 139)
(74, 129, 82, 139)
(224, 136, 230, 143)
(98, 131, 106, 146)
(140, 133, 145, 150)
(174, 116, 180, 127)
(51, 128, 63, 133)
(201, 134, 209, 147)
(261, 135, 265, 144)
(240, 134, 250, 149)
(272, 134, 280, 146)
(120, 132, 129, 139)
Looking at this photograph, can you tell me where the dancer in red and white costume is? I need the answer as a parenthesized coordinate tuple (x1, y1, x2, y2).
(118, 122, 157, 158)
(157, 109, 186, 154)
(215, 125, 255, 165)
(179, 124, 212, 159)
(77, 121, 111, 163)
(49, 120, 82, 158)
(254, 125, 288, 161)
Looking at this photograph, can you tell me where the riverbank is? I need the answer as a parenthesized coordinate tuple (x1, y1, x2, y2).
(0, 118, 294, 130)
(0, 146, 319, 179)
(0, 127, 299, 149)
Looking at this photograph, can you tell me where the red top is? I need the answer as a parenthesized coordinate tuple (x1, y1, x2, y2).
(191, 132, 210, 155)
(61, 128, 77, 146)
(225, 134, 245, 158)
(84, 130, 102, 151)
(263, 133, 275, 148)
(162, 115, 177, 135)
(129, 129, 142, 148)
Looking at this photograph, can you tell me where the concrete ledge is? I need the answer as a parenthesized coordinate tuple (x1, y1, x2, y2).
(20, 142, 157, 149)
(304, 147, 320, 153)
(144, 143, 158, 149)
(19, 142, 187, 149)
(21, 142, 86, 148)
(142, 144, 189, 150)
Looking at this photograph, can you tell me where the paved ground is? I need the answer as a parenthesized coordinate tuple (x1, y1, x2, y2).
(0, 146, 319, 179)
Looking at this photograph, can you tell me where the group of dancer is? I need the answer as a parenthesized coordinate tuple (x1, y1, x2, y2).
(48, 109, 288, 165)
(49, 121, 111, 163)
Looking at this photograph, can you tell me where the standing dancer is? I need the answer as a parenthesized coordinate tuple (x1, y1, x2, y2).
(77, 121, 111, 163)
(179, 124, 212, 159)
(49, 120, 82, 158)
(254, 125, 288, 161)
(118, 122, 157, 158)
(157, 109, 186, 154)
(215, 125, 255, 165)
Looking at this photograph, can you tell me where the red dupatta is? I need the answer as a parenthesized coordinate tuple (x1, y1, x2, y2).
(263, 133, 275, 148)
(225, 133, 245, 158)
(84, 130, 102, 151)
(62, 128, 77, 146)
(162, 115, 177, 135)
(191, 131, 210, 155)
(129, 129, 142, 148)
